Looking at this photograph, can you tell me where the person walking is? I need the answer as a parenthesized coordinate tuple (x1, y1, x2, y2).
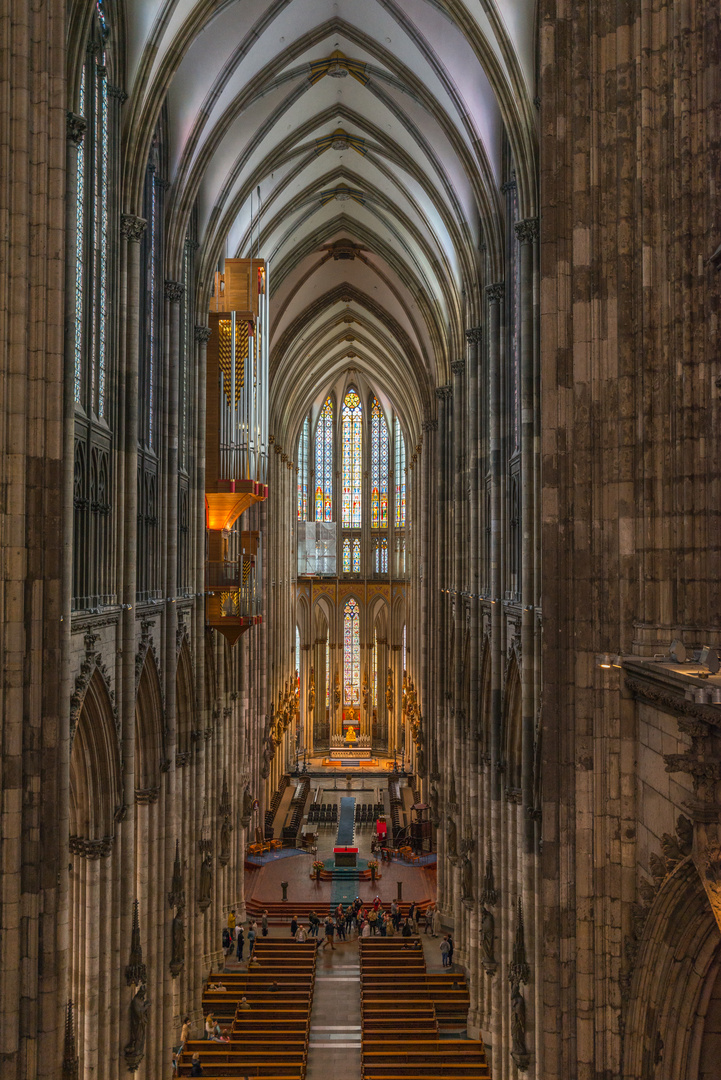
(247, 922, 256, 955)
(408, 901, 416, 931)
(322, 916, 336, 949)
(296, 924, 307, 942)
(432, 905, 441, 938)
(228, 909, 236, 936)
(261, 909, 269, 937)
(308, 911, 320, 937)
(236, 924, 245, 961)
(390, 900, 398, 928)
(336, 913, 346, 942)
(402, 918, 412, 938)
(447, 933, 454, 968)
(290, 915, 298, 938)
(440, 937, 451, 967)
(424, 907, 433, 935)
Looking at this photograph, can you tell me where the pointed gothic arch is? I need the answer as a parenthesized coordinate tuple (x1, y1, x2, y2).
(70, 666, 122, 844)
(503, 650, 522, 792)
(176, 637, 195, 757)
(623, 858, 721, 1080)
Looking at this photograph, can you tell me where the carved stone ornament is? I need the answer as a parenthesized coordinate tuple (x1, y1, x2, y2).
(451, 358, 465, 376)
(194, 324, 212, 343)
(422, 418, 438, 432)
(481, 857, 499, 906)
(69, 836, 113, 859)
(168, 840, 184, 909)
(61, 1000, 79, 1080)
(514, 217, 540, 245)
(124, 983, 151, 1072)
(461, 853, 474, 905)
(120, 214, 147, 244)
(435, 384, 453, 401)
(241, 786, 253, 828)
(219, 815, 233, 868)
(486, 282, 505, 304)
(510, 983, 530, 1070)
(164, 279, 184, 304)
(509, 897, 531, 988)
(107, 83, 128, 103)
(465, 326, 483, 345)
(66, 112, 87, 146)
(125, 900, 147, 987)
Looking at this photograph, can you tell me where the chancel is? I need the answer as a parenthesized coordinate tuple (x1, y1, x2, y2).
(1, 2, 720, 1080)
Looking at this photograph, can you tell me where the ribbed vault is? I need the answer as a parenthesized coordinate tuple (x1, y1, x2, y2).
(115, 0, 537, 448)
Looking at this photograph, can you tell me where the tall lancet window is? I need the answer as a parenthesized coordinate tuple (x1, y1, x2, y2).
(297, 414, 310, 519)
(315, 397, 333, 521)
(343, 598, 361, 706)
(342, 389, 362, 528)
(394, 416, 406, 527)
(74, 6, 110, 417)
(370, 398, 389, 528)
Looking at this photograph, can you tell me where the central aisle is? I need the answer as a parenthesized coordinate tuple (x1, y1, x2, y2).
(305, 937, 362, 1080)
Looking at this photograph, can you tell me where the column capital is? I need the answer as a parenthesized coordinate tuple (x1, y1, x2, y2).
(485, 282, 504, 304)
(451, 359, 465, 377)
(435, 385, 453, 401)
(120, 214, 147, 243)
(422, 419, 438, 432)
(66, 112, 87, 146)
(107, 84, 128, 103)
(465, 326, 482, 344)
(165, 279, 184, 304)
(194, 325, 212, 343)
(514, 217, 539, 244)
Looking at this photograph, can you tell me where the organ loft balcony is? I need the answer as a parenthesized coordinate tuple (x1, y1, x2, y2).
(205, 530, 262, 646)
(205, 258, 269, 531)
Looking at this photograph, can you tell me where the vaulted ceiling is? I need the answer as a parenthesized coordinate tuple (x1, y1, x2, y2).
(116, 0, 538, 448)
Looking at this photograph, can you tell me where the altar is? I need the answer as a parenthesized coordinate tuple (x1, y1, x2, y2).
(329, 746, 372, 759)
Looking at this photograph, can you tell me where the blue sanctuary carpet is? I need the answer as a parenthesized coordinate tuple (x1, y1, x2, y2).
(335, 796, 356, 847)
(245, 847, 306, 866)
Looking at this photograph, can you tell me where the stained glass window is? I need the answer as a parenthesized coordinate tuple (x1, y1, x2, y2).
(402, 623, 406, 677)
(371, 398, 389, 528)
(315, 397, 333, 521)
(394, 416, 406, 527)
(342, 536, 351, 573)
(296, 626, 300, 679)
(297, 415, 309, 519)
(343, 598, 360, 706)
(74, 15, 110, 417)
(374, 536, 388, 574)
(352, 537, 361, 573)
(325, 638, 330, 707)
(341, 389, 362, 528)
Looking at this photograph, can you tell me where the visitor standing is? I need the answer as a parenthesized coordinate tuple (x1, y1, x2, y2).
(261, 909, 269, 937)
(447, 932, 454, 967)
(432, 905, 441, 938)
(440, 937, 451, 967)
(247, 922, 256, 955)
(290, 915, 298, 938)
(322, 916, 336, 949)
(236, 925, 244, 961)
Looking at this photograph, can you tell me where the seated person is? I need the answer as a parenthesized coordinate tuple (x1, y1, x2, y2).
(239, 996, 251, 1010)
(189, 1053, 204, 1076)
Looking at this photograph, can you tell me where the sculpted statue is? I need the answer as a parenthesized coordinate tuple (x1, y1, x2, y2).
(242, 786, 253, 825)
(334, 673, 341, 707)
(219, 815, 232, 867)
(125, 984, 151, 1070)
(446, 815, 457, 860)
(429, 785, 440, 825)
(481, 905, 495, 965)
(170, 906, 185, 978)
(385, 668, 394, 712)
(511, 985, 527, 1056)
(362, 671, 369, 710)
(198, 853, 212, 912)
(462, 853, 474, 901)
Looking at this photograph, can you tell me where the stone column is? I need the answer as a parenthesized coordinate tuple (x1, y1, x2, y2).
(118, 212, 146, 1071)
(485, 281, 504, 1074)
